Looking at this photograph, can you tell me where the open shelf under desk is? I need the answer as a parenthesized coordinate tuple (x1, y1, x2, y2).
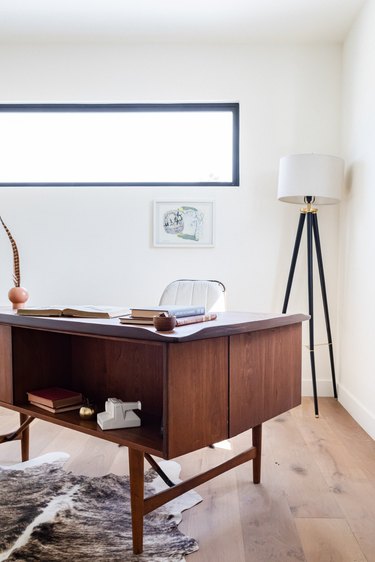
(2, 402, 165, 457)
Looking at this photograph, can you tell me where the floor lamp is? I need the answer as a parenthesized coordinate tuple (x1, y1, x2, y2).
(277, 153, 345, 417)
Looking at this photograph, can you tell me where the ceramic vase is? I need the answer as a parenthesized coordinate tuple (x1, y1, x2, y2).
(8, 286, 29, 310)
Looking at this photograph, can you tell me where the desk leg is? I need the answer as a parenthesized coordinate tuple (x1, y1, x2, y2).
(128, 447, 145, 554)
(20, 413, 30, 462)
(252, 424, 262, 484)
(0, 415, 34, 460)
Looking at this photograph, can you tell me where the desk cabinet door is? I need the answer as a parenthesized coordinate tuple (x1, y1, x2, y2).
(166, 336, 228, 458)
(229, 324, 302, 436)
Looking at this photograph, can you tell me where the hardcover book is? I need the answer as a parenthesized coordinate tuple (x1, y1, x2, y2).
(175, 313, 217, 326)
(27, 387, 82, 408)
(129, 305, 205, 319)
(119, 316, 154, 325)
(28, 401, 83, 414)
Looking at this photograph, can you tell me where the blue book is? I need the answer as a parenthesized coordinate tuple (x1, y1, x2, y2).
(130, 305, 205, 319)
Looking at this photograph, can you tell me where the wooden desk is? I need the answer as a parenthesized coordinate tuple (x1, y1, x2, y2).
(0, 309, 307, 554)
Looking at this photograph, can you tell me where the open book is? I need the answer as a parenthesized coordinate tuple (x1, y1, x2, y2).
(17, 305, 130, 319)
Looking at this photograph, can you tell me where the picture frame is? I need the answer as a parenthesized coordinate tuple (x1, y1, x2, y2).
(153, 201, 215, 247)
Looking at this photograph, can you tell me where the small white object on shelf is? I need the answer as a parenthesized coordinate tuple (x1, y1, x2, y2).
(97, 398, 141, 430)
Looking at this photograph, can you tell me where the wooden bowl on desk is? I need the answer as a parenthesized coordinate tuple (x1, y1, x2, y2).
(153, 315, 176, 331)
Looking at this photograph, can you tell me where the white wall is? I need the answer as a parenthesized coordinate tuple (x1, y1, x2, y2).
(339, 0, 375, 437)
(0, 42, 342, 393)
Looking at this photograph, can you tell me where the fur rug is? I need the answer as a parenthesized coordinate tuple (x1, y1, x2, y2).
(0, 453, 201, 561)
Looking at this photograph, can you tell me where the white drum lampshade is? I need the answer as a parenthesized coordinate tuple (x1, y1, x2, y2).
(277, 153, 345, 205)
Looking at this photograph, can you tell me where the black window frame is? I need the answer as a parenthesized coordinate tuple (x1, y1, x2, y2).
(0, 102, 239, 187)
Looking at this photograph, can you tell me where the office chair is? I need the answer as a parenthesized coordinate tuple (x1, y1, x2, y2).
(159, 279, 226, 312)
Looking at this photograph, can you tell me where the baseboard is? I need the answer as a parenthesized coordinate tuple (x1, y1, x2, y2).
(302, 378, 336, 397)
(337, 384, 375, 440)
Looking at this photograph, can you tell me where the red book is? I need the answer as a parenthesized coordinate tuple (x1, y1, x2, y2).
(27, 387, 82, 408)
(175, 313, 217, 326)
(28, 401, 83, 414)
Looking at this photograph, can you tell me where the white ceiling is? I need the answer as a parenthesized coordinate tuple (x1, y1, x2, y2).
(0, 0, 366, 44)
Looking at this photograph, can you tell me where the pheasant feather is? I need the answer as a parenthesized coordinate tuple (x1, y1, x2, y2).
(0, 216, 21, 287)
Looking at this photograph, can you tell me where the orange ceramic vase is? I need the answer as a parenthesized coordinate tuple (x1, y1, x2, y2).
(8, 286, 29, 310)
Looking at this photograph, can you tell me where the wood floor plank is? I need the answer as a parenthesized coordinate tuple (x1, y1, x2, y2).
(180, 425, 306, 561)
(265, 410, 344, 518)
(178, 443, 247, 562)
(295, 518, 366, 562)
(181, 472, 247, 562)
(237, 470, 306, 561)
(318, 398, 375, 477)
(294, 399, 375, 561)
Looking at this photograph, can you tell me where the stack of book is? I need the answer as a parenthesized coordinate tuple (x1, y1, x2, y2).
(27, 387, 83, 413)
(119, 305, 217, 326)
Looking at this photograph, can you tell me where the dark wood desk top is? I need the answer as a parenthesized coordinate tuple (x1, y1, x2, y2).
(0, 308, 308, 342)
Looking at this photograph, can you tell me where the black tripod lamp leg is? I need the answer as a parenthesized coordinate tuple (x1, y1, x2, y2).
(312, 213, 338, 399)
(282, 212, 306, 313)
(307, 212, 319, 417)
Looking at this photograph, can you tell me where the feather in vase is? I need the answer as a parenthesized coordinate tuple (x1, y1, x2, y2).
(0, 216, 21, 287)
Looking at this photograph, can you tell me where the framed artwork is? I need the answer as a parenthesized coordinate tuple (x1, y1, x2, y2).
(153, 201, 215, 247)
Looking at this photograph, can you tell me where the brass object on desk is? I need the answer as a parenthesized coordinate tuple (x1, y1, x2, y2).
(79, 401, 96, 420)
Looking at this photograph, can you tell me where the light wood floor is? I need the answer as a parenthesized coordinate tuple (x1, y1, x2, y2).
(1, 398, 374, 562)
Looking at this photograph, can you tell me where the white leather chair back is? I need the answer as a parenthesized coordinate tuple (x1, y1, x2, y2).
(159, 279, 226, 312)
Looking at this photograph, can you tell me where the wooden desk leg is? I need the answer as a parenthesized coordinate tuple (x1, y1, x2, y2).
(128, 447, 145, 554)
(20, 413, 30, 462)
(252, 424, 262, 484)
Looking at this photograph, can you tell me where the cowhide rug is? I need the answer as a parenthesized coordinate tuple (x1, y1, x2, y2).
(0, 453, 201, 561)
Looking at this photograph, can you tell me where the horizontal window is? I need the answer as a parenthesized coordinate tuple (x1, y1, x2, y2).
(0, 103, 239, 187)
